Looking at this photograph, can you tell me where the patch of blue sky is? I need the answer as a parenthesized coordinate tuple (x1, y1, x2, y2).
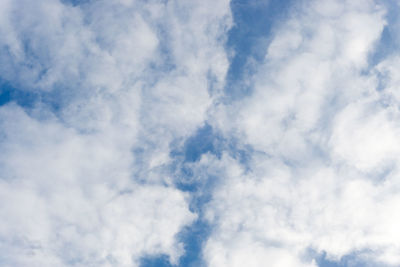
(224, 0, 292, 99)
(369, 25, 394, 68)
(140, 119, 250, 267)
(0, 35, 65, 113)
(180, 124, 222, 163)
(368, 0, 400, 67)
(61, 0, 90, 6)
(177, 220, 211, 267)
(364, 0, 400, 99)
(139, 219, 212, 267)
(0, 82, 12, 107)
(139, 255, 172, 267)
(144, 120, 254, 267)
(139, 207, 212, 267)
(0, 80, 38, 108)
(151, 125, 221, 267)
(316, 251, 379, 267)
(137, 124, 217, 267)
(0, 79, 63, 114)
(170, 123, 252, 184)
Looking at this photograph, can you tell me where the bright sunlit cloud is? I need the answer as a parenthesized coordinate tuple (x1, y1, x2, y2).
(1, 0, 400, 267)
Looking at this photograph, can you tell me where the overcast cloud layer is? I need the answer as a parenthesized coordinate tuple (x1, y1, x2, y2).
(1, 0, 400, 266)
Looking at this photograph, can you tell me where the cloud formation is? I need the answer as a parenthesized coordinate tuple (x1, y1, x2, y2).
(0, 0, 231, 266)
(203, 0, 400, 266)
(2, 0, 400, 266)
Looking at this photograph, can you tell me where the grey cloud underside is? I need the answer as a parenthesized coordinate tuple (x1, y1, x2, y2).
(1, 0, 400, 267)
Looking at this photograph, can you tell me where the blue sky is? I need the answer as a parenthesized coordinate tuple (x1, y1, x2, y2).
(1, 0, 400, 267)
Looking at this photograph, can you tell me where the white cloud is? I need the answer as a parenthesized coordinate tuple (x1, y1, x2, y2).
(0, 104, 198, 267)
(0, 0, 232, 266)
(203, 153, 400, 266)
(330, 101, 400, 171)
(4, 0, 400, 266)
(204, 0, 400, 266)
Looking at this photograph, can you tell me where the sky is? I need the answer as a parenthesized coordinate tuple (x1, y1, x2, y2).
(1, 0, 400, 266)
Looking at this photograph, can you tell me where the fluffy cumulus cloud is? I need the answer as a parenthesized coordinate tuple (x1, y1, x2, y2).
(2, 0, 400, 266)
(0, 0, 231, 266)
(203, 0, 400, 266)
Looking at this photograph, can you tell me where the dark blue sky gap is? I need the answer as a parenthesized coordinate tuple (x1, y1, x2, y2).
(224, 0, 292, 99)
(315, 251, 376, 267)
(0, 80, 37, 108)
(139, 126, 254, 266)
(61, 0, 90, 6)
(368, 0, 400, 67)
(0, 79, 62, 113)
(139, 124, 222, 267)
(182, 124, 222, 163)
